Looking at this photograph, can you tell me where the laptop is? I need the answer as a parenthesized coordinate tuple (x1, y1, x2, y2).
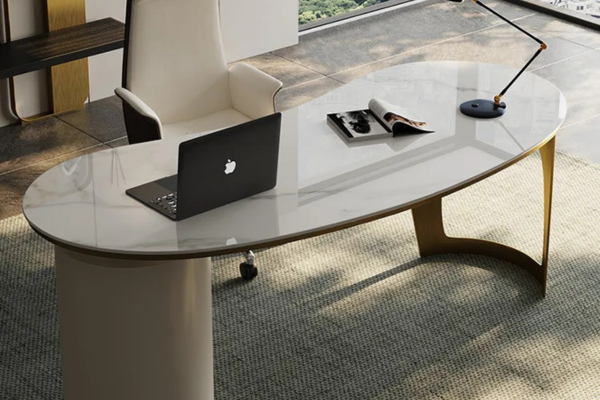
(126, 113, 282, 221)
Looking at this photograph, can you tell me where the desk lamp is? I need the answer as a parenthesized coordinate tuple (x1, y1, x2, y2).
(447, 0, 547, 118)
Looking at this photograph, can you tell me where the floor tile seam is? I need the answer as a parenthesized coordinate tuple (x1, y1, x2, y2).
(548, 35, 600, 51)
(520, 20, 600, 51)
(54, 115, 104, 144)
(559, 112, 600, 130)
(265, 51, 330, 79)
(0, 143, 106, 178)
(270, 52, 331, 78)
(516, 17, 600, 51)
(277, 75, 342, 93)
(327, 13, 537, 81)
(104, 136, 128, 146)
(529, 48, 596, 72)
(327, 75, 347, 85)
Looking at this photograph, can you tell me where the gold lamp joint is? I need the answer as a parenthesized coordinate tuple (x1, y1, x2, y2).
(493, 95, 503, 106)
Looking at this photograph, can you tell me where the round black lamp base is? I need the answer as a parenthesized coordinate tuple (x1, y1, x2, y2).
(460, 99, 506, 119)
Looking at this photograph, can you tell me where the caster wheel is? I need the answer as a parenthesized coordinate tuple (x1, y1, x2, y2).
(239, 262, 258, 280)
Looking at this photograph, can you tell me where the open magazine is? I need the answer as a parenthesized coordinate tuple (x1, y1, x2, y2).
(327, 98, 434, 142)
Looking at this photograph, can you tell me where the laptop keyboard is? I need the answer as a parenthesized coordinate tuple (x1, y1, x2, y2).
(150, 192, 178, 215)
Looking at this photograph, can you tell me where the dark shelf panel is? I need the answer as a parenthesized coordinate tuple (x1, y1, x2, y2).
(0, 18, 125, 80)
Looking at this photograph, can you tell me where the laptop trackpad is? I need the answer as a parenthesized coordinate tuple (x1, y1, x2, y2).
(154, 175, 178, 193)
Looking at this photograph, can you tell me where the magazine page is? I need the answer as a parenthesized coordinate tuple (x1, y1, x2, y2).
(368, 98, 434, 134)
(327, 109, 392, 142)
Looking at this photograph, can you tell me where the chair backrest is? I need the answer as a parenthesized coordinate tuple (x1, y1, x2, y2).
(123, 0, 232, 125)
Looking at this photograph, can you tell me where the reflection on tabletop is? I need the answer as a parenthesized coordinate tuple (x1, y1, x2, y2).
(23, 62, 565, 256)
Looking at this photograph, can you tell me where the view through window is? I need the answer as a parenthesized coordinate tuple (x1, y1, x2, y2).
(538, 0, 600, 18)
(299, 0, 390, 25)
(299, 0, 600, 29)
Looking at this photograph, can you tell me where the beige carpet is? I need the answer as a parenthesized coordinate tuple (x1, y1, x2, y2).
(1, 150, 599, 399)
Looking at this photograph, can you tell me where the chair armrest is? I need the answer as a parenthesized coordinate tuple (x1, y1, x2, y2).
(114, 87, 163, 144)
(228, 63, 283, 119)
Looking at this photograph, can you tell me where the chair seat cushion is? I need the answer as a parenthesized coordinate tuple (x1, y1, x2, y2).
(162, 108, 251, 138)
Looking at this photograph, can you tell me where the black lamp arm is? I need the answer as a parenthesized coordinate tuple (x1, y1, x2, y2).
(494, 46, 545, 105)
(472, 0, 547, 106)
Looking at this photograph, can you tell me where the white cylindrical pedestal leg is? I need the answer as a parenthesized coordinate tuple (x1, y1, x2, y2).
(55, 246, 214, 400)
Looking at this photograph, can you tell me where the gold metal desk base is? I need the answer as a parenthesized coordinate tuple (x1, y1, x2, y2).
(412, 137, 555, 297)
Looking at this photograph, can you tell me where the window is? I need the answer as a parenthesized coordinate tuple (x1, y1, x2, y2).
(299, 0, 412, 30)
(530, 0, 600, 20)
(299, 0, 383, 26)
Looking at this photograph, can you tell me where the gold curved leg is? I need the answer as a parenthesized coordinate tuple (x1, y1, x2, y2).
(411, 137, 555, 297)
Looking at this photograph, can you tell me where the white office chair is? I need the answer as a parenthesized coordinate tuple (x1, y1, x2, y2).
(115, 0, 283, 144)
(115, 0, 282, 280)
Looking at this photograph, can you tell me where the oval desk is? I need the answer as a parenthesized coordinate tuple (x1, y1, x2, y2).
(23, 62, 566, 400)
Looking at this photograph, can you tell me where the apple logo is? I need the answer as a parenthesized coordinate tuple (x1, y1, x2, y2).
(226, 237, 237, 246)
(224, 159, 236, 175)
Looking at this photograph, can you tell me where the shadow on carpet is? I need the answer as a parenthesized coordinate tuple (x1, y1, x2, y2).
(1, 151, 599, 399)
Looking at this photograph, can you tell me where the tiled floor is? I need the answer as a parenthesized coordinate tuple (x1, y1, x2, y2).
(1, 0, 599, 220)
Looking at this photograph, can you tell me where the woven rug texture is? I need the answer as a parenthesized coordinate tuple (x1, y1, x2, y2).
(0, 151, 599, 399)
